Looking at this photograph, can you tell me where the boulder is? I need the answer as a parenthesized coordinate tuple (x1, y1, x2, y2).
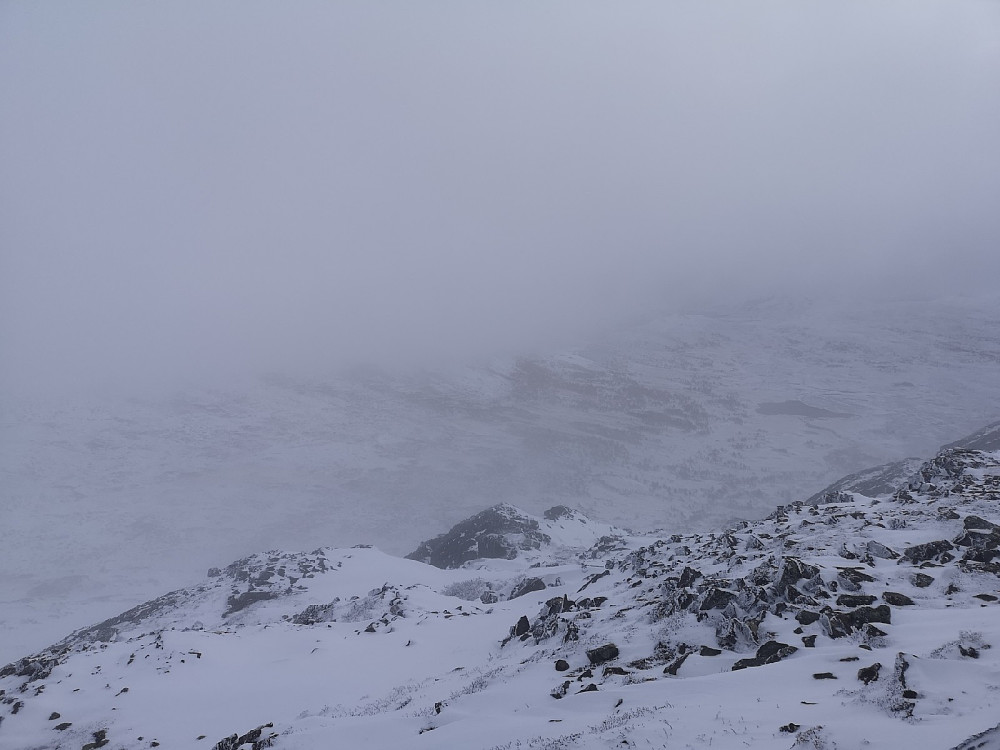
(732, 641, 797, 670)
(586, 643, 620, 666)
(882, 592, 915, 606)
(901, 540, 954, 564)
(509, 577, 546, 600)
(857, 663, 882, 684)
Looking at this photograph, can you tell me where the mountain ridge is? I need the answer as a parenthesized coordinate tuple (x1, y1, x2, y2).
(3, 421, 999, 749)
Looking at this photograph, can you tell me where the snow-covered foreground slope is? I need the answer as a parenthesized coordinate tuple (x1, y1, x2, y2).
(3, 429, 999, 749)
(2, 294, 999, 663)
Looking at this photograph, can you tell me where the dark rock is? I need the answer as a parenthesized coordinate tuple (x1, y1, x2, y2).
(795, 610, 821, 625)
(405, 504, 552, 568)
(902, 540, 954, 564)
(677, 566, 702, 589)
(882, 592, 915, 606)
(910, 573, 934, 588)
(862, 624, 888, 639)
(480, 590, 499, 604)
(779, 723, 801, 733)
(837, 567, 876, 586)
(207, 567, 222, 577)
(962, 547, 999, 563)
(513, 616, 531, 637)
(802, 635, 817, 648)
(827, 604, 891, 638)
(964, 515, 1000, 532)
(975, 593, 998, 602)
(211, 723, 276, 750)
(48, 712, 60, 720)
(577, 683, 598, 693)
(224, 591, 277, 616)
(774, 558, 821, 598)
(837, 594, 876, 607)
(663, 653, 689, 676)
(732, 641, 797, 671)
(813, 672, 837, 680)
(858, 662, 882, 684)
(603, 666, 629, 676)
(555, 659, 570, 672)
(700, 586, 738, 611)
(550, 680, 571, 699)
(509, 577, 546, 600)
(543, 505, 574, 520)
(700, 646, 722, 656)
(54, 722, 72, 730)
(959, 645, 980, 659)
(586, 643, 620, 666)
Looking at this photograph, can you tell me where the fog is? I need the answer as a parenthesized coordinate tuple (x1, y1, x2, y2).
(2, 1, 999, 395)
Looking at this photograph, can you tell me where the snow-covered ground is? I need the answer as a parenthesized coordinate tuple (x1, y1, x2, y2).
(2, 432, 999, 749)
(1, 293, 998, 663)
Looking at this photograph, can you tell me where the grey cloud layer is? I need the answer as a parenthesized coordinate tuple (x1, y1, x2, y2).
(2, 1, 998, 391)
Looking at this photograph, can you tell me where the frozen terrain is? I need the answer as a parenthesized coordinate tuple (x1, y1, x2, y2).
(2, 423, 999, 749)
(1, 293, 999, 663)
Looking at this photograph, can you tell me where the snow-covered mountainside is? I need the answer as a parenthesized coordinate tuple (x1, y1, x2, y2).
(3, 424, 999, 749)
(2, 294, 999, 663)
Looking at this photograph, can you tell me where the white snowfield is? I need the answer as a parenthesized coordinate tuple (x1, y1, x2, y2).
(2, 442, 999, 749)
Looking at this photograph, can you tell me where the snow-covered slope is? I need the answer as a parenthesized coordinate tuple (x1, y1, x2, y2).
(2, 294, 999, 663)
(3, 426, 999, 749)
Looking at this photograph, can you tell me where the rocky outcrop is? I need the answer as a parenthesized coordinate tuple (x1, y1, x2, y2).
(405, 504, 553, 568)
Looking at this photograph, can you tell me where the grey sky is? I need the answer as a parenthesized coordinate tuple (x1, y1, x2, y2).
(2, 1, 999, 393)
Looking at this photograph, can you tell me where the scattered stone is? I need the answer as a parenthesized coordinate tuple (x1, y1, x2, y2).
(974, 594, 998, 602)
(813, 672, 837, 680)
(699, 645, 722, 656)
(554, 659, 570, 672)
(54, 722, 72, 730)
(48, 712, 60, 720)
(801, 635, 817, 648)
(779, 723, 801, 733)
(577, 683, 598, 693)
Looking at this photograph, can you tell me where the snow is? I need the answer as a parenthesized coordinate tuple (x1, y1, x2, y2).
(2, 443, 999, 749)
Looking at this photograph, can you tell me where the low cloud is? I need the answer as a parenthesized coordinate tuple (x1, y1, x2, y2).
(2, 1, 998, 393)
